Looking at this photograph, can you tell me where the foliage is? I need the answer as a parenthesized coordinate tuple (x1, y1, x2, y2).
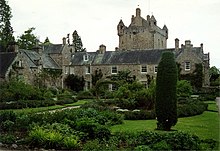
(180, 63, 203, 91)
(17, 27, 38, 50)
(123, 110, 155, 120)
(0, 0, 15, 51)
(91, 69, 103, 86)
(177, 100, 208, 117)
(0, 79, 43, 102)
(72, 30, 86, 52)
(156, 51, 178, 130)
(28, 124, 80, 149)
(209, 66, 220, 86)
(177, 80, 192, 98)
(107, 70, 136, 85)
(64, 74, 85, 92)
(43, 37, 51, 45)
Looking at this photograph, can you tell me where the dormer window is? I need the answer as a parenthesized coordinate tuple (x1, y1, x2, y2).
(83, 54, 88, 61)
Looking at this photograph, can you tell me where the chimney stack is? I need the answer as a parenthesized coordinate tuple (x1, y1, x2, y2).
(99, 44, 106, 54)
(175, 38, 179, 51)
(62, 37, 66, 46)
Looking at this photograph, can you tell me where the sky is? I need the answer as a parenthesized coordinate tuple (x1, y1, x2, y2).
(8, 0, 220, 68)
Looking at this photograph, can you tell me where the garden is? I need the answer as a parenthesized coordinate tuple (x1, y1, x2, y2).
(0, 54, 219, 150)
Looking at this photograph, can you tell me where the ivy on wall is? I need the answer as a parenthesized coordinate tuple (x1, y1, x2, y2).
(180, 63, 203, 91)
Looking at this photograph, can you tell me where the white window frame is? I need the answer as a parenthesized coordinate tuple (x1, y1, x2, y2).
(83, 54, 88, 61)
(141, 65, 147, 73)
(85, 66, 91, 74)
(70, 67, 74, 74)
(111, 66, 118, 74)
(109, 84, 117, 91)
(65, 66, 69, 74)
(185, 62, 191, 71)
(154, 65, 158, 73)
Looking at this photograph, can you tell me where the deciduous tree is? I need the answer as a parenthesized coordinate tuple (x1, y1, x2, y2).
(17, 27, 38, 50)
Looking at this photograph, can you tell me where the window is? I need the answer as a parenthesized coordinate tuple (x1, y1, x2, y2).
(141, 65, 147, 73)
(83, 54, 88, 61)
(65, 66, 69, 74)
(185, 62, 191, 71)
(111, 66, 118, 74)
(154, 66, 158, 73)
(86, 66, 91, 74)
(70, 67, 74, 74)
(109, 84, 117, 91)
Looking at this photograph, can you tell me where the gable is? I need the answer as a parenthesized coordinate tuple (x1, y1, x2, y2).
(0, 52, 17, 78)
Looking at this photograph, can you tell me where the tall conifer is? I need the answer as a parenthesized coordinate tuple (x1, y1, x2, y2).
(155, 51, 178, 131)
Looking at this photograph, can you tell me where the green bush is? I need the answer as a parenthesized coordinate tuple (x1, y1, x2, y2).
(77, 91, 94, 100)
(0, 134, 16, 144)
(151, 140, 171, 150)
(178, 100, 208, 117)
(177, 80, 192, 98)
(123, 110, 155, 120)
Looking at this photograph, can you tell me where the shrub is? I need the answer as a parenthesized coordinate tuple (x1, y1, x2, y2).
(123, 110, 155, 120)
(177, 80, 193, 98)
(77, 91, 94, 100)
(63, 135, 79, 149)
(151, 140, 171, 150)
(178, 100, 208, 117)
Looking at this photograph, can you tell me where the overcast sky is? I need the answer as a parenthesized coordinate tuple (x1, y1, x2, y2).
(8, 0, 220, 68)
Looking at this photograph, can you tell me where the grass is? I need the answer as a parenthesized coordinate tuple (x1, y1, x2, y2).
(1, 99, 88, 114)
(111, 101, 219, 143)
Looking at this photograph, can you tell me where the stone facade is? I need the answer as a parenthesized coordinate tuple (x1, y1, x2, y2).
(0, 7, 210, 90)
(117, 8, 168, 50)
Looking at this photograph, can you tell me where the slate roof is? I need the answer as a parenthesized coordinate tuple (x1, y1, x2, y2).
(43, 44, 63, 54)
(71, 49, 176, 66)
(0, 52, 17, 78)
(42, 54, 61, 69)
(21, 50, 60, 69)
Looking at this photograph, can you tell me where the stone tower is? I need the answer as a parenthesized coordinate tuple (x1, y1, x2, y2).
(117, 8, 168, 50)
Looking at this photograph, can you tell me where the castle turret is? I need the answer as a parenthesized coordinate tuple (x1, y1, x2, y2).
(117, 19, 125, 36)
(150, 15, 157, 26)
(163, 25, 168, 39)
(136, 8, 141, 17)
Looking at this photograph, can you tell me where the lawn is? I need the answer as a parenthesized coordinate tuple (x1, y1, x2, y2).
(111, 101, 219, 143)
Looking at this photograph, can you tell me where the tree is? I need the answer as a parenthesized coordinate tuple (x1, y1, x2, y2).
(43, 37, 51, 45)
(0, 0, 15, 51)
(72, 30, 86, 52)
(92, 69, 103, 87)
(64, 74, 85, 92)
(209, 66, 220, 86)
(17, 27, 38, 50)
(155, 51, 178, 131)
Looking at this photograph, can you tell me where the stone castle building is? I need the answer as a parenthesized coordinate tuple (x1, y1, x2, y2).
(0, 7, 210, 89)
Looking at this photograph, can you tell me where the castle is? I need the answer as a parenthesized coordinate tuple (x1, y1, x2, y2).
(0, 7, 210, 89)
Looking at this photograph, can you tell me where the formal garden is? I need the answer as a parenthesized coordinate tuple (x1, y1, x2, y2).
(0, 52, 219, 150)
